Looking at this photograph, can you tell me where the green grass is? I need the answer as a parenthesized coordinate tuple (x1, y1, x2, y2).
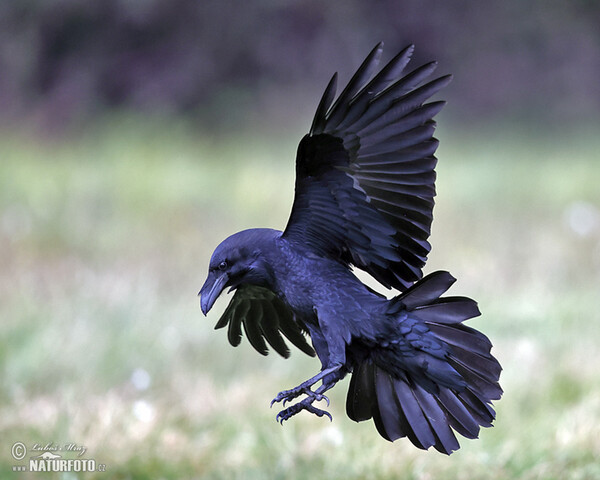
(1, 116, 600, 479)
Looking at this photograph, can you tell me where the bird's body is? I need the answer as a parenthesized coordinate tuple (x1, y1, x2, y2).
(270, 232, 382, 332)
(199, 44, 502, 454)
(205, 227, 385, 353)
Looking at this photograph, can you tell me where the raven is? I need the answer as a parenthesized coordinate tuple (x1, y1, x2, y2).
(199, 43, 502, 454)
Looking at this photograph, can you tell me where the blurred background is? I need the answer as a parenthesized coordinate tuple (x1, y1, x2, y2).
(1, 1, 599, 479)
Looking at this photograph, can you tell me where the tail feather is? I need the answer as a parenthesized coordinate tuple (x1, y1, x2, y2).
(374, 369, 407, 442)
(391, 375, 441, 450)
(449, 348, 503, 384)
(346, 360, 376, 422)
(412, 382, 460, 454)
(346, 270, 502, 454)
(437, 387, 481, 439)
(456, 388, 496, 427)
(394, 270, 456, 309)
(449, 356, 502, 400)
(427, 323, 492, 356)
(414, 297, 481, 324)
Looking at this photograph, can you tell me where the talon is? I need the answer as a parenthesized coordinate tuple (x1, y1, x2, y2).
(271, 385, 324, 408)
(271, 387, 304, 407)
(274, 396, 334, 424)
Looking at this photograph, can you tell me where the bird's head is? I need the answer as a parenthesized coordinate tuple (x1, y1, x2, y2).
(199, 228, 279, 315)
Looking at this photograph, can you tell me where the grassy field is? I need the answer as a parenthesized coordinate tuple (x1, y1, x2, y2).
(1, 116, 599, 479)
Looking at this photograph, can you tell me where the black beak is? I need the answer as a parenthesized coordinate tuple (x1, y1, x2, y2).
(199, 271, 228, 315)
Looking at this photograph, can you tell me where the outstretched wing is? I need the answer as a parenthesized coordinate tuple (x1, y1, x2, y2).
(282, 43, 451, 291)
(214, 285, 316, 358)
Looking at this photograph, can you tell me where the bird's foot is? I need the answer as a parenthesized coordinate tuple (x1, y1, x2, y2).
(271, 365, 342, 423)
(275, 396, 333, 424)
(270, 385, 329, 408)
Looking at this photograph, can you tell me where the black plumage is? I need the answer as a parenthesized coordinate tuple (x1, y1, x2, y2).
(199, 43, 502, 454)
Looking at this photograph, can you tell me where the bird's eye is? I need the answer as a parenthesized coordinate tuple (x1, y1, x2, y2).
(218, 260, 228, 271)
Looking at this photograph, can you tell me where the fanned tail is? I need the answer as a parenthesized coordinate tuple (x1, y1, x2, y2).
(346, 271, 502, 454)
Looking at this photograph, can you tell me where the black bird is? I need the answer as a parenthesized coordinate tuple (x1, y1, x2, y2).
(199, 43, 502, 454)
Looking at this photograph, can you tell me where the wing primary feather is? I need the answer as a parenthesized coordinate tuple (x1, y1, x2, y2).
(372, 61, 440, 104)
(332, 45, 415, 133)
(355, 157, 438, 175)
(276, 308, 316, 357)
(325, 43, 384, 128)
(227, 299, 249, 347)
(259, 302, 292, 358)
(355, 170, 436, 186)
(356, 120, 435, 153)
(344, 62, 440, 133)
(356, 44, 415, 102)
(214, 311, 230, 330)
(310, 73, 338, 135)
(357, 179, 435, 197)
(358, 101, 446, 138)
(241, 301, 269, 355)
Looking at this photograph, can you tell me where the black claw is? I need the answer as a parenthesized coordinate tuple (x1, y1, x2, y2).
(271, 387, 302, 406)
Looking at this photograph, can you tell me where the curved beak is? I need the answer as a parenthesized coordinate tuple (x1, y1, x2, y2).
(199, 271, 228, 315)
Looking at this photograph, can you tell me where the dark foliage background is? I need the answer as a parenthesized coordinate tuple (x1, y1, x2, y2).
(2, 0, 599, 130)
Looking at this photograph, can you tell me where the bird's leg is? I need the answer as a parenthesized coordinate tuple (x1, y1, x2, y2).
(272, 365, 343, 423)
